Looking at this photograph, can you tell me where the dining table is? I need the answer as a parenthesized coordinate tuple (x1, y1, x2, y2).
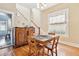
(34, 34, 55, 43)
(33, 35, 55, 55)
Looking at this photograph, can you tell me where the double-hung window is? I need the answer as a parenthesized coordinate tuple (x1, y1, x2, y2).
(48, 9, 69, 36)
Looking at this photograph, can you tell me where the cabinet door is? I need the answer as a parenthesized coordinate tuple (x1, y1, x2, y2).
(15, 28, 25, 47)
(18, 28, 25, 46)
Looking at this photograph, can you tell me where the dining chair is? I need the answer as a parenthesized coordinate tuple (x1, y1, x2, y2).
(28, 37, 38, 56)
(36, 41, 46, 56)
(45, 36, 60, 56)
(28, 37, 48, 56)
(36, 39, 52, 56)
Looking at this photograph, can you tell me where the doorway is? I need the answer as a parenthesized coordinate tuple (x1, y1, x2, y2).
(0, 10, 13, 48)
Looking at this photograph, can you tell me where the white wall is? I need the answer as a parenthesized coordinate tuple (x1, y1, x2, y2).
(32, 8, 41, 27)
(15, 4, 30, 27)
(31, 8, 41, 34)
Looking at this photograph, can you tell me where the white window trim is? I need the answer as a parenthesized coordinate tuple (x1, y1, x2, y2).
(48, 8, 69, 37)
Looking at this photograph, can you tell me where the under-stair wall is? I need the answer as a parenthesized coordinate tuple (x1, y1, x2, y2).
(15, 4, 30, 27)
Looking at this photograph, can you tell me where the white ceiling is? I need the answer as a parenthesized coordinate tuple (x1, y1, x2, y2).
(17, 3, 58, 10)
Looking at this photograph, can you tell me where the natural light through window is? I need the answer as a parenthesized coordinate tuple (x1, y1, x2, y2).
(0, 21, 6, 31)
(48, 9, 69, 36)
(49, 14, 66, 24)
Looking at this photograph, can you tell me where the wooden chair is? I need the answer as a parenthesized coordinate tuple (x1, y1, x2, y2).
(36, 41, 46, 56)
(28, 36, 39, 56)
(36, 39, 53, 56)
(28, 37, 47, 56)
(45, 36, 60, 56)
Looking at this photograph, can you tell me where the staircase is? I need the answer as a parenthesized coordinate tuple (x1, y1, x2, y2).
(17, 9, 41, 35)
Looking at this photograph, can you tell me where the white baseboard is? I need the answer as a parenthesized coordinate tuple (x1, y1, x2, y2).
(59, 40, 79, 48)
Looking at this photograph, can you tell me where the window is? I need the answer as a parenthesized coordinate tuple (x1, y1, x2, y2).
(49, 14, 66, 24)
(0, 21, 6, 31)
(48, 9, 69, 36)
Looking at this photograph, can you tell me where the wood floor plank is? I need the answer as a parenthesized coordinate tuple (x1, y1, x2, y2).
(0, 44, 79, 56)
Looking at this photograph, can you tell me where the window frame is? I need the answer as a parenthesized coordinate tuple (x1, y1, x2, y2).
(48, 8, 69, 36)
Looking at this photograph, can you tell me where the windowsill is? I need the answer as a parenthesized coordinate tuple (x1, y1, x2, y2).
(49, 22, 66, 25)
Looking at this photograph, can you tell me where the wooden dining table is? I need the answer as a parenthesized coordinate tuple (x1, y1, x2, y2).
(33, 35, 55, 55)
(34, 35, 54, 43)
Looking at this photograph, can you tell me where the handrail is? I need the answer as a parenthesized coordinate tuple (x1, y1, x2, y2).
(17, 9, 40, 35)
(30, 20, 39, 28)
(17, 9, 28, 21)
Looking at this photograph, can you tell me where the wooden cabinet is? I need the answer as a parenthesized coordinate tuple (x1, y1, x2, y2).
(14, 27, 28, 47)
(14, 27, 35, 48)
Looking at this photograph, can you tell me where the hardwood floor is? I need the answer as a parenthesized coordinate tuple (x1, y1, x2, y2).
(0, 43, 79, 56)
(58, 43, 79, 56)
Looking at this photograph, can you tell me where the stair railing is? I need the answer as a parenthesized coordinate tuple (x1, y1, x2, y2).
(17, 9, 40, 35)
